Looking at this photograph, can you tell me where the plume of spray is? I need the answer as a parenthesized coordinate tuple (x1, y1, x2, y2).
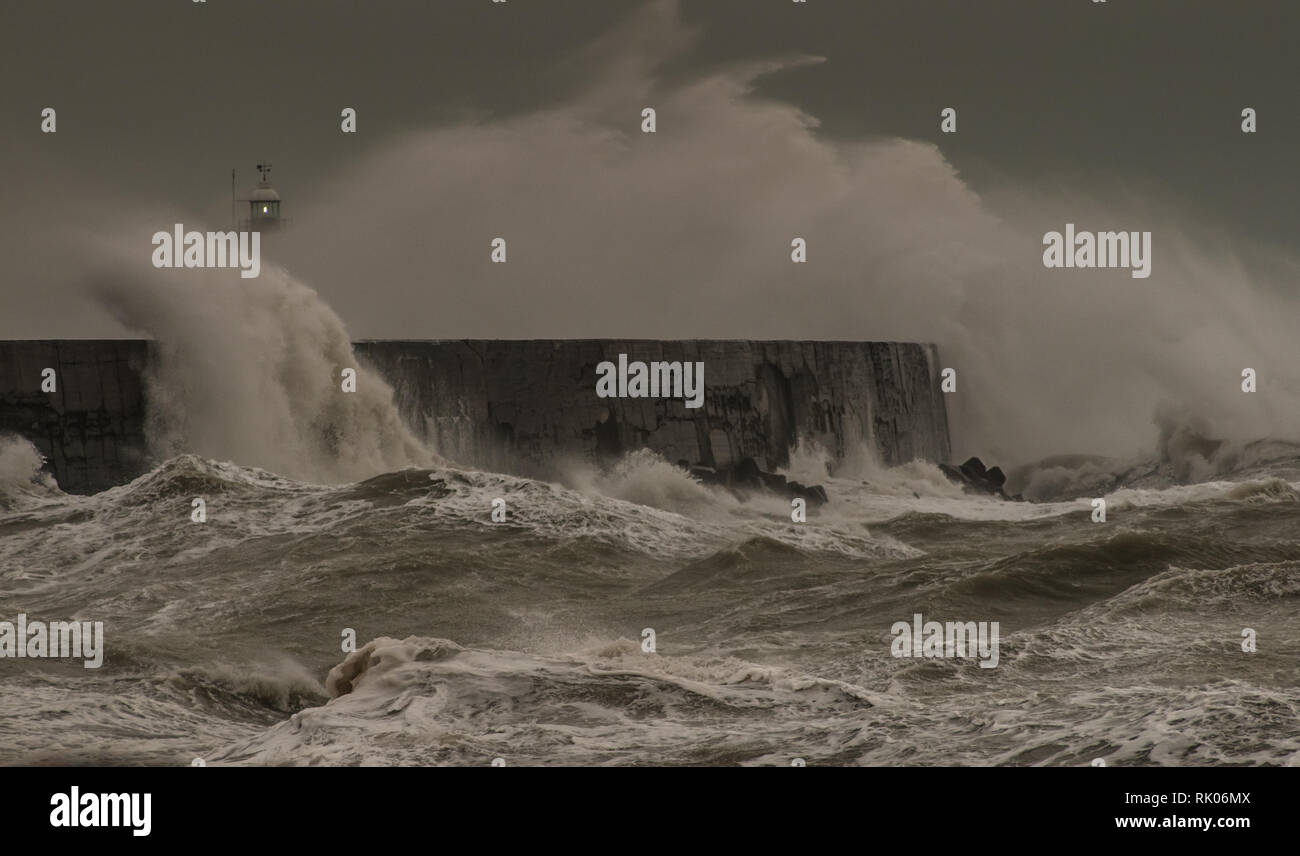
(83, 229, 434, 483)
(0, 434, 62, 509)
(278, 0, 1300, 468)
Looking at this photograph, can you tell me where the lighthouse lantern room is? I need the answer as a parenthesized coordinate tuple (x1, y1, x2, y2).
(237, 162, 284, 231)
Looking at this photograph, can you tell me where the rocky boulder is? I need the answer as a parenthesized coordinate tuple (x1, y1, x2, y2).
(685, 456, 828, 506)
(939, 456, 1022, 501)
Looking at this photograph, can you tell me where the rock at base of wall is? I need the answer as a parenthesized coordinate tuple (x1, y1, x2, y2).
(685, 456, 828, 506)
(940, 456, 1023, 501)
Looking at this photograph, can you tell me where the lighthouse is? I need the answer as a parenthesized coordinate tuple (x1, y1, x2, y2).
(235, 162, 285, 231)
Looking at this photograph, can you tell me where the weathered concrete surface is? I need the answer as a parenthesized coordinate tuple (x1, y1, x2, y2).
(0, 340, 952, 493)
(0, 341, 150, 493)
(354, 340, 951, 476)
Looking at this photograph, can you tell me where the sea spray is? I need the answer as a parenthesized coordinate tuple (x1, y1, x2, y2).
(90, 262, 434, 483)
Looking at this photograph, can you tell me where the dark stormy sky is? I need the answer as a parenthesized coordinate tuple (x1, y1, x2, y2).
(1, 0, 1297, 461)
(4, 0, 1296, 239)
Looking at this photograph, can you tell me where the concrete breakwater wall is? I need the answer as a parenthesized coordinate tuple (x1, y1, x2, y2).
(0, 340, 951, 493)
(0, 340, 151, 494)
(353, 340, 951, 477)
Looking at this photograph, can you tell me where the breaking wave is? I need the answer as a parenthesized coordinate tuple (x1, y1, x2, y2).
(87, 257, 434, 484)
(0, 435, 62, 511)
